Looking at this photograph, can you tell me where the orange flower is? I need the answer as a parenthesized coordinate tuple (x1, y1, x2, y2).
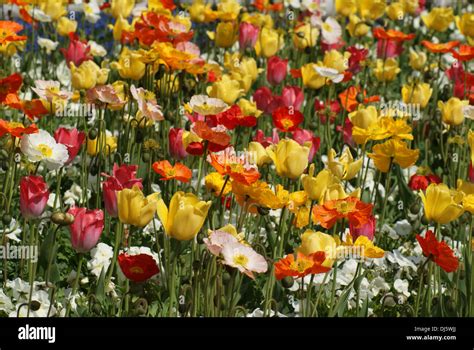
(0, 119, 38, 138)
(0, 73, 22, 103)
(373, 27, 415, 42)
(274, 252, 330, 280)
(254, 0, 284, 12)
(312, 197, 373, 229)
(152, 160, 192, 183)
(421, 40, 459, 53)
(272, 106, 303, 132)
(192, 120, 231, 146)
(451, 44, 474, 62)
(4, 94, 48, 120)
(0, 21, 27, 45)
(208, 148, 260, 185)
(338, 86, 380, 112)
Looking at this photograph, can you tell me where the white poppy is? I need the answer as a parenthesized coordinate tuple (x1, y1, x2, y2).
(88, 40, 107, 57)
(20, 130, 69, 171)
(314, 65, 344, 83)
(83, 1, 101, 23)
(37, 37, 58, 54)
(221, 242, 268, 279)
(319, 17, 342, 44)
(31, 80, 72, 102)
(189, 95, 228, 116)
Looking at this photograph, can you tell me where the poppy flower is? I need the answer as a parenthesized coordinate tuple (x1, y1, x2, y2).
(4, 94, 49, 120)
(416, 231, 459, 273)
(118, 253, 160, 282)
(272, 106, 303, 132)
(0, 73, 22, 103)
(312, 196, 373, 229)
(0, 119, 38, 138)
(409, 173, 441, 191)
(192, 121, 231, 147)
(208, 147, 260, 185)
(368, 139, 419, 173)
(216, 105, 257, 129)
(451, 44, 474, 62)
(421, 40, 459, 53)
(274, 251, 330, 280)
(373, 27, 416, 42)
(152, 160, 192, 183)
(338, 86, 380, 112)
(0, 21, 27, 45)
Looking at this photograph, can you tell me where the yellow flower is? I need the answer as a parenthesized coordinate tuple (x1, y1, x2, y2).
(39, 0, 66, 20)
(112, 16, 131, 41)
(409, 48, 427, 71)
(341, 235, 385, 258)
(335, 0, 357, 17)
(401, 83, 432, 108)
(401, 0, 418, 15)
(322, 183, 360, 202)
(347, 15, 369, 37)
(237, 98, 262, 118)
(301, 164, 337, 201)
(57, 17, 77, 36)
(301, 63, 325, 90)
(323, 50, 350, 73)
(110, 0, 135, 19)
(468, 130, 474, 165)
(267, 139, 310, 179)
(328, 148, 363, 180)
(87, 131, 117, 156)
(111, 47, 146, 81)
(438, 98, 469, 126)
(205, 172, 232, 196)
(352, 116, 413, 145)
(373, 58, 400, 82)
(368, 139, 419, 172)
(206, 75, 243, 104)
(349, 106, 378, 129)
(293, 23, 319, 50)
(255, 27, 280, 57)
(117, 185, 160, 227)
(241, 13, 274, 29)
(189, 0, 215, 23)
(357, 0, 386, 20)
(297, 230, 337, 267)
(386, 2, 405, 21)
(463, 195, 474, 214)
(248, 142, 272, 167)
(420, 183, 464, 224)
(213, 21, 237, 48)
(422, 7, 454, 32)
(456, 13, 474, 45)
(70, 61, 109, 90)
(217, 0, 241, 21)
(157, 191, 212, 241)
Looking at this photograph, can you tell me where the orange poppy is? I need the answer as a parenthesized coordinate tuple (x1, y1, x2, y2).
(338, 86, 380, 112)
(421, 40, 459, 53)
(4, 94, 48, 120)
(208, 150, 260, 185)
(0, 119, 38, 138)
(451, 44, 474, 62)
(0, 73, 22, 103)
(274, 251, 330, 280)
(312, 197, 373, 229)
(373, 27, 415, 42)
(254, 0, 284, 12)
(0, 21, 27, 45)
(192, 120, 231, 146)
(152, 160, 192, 183)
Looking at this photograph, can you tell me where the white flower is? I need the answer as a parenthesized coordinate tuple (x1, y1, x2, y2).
(88, 40, 107, 57)
(37, 37, 58, 54)
(87, 243, 114, 278)
(221, 242, 268, 279)
(31, 80, 72, 102)
(314, 65, 344, 83)
(246, 308, 287, 317)
(386, 249, 418, 271)
(204, 230, 239, 256)
(189, 95, 228, 116)
(0, 219, 22, 242)
(370, 277, 390, 297)
(0, 289, 14, 313)
(393, 220, 412, 237)
(393, 279, 411, 297)
(63, 183, 90, 206)
(20, 130, 69, 171)
(83, 1, 101, 23)
(10, 290, 55, 317)
(27, 8, 52, 22)
(318, 17, 342, 44)
(6, 278, 31, 301)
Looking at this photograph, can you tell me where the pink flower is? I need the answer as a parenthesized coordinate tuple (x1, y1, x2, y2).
(102, 164, 143, 217)
(253, 128, 279, 148)
(281, 86, 304, 111)
(349, 215, 376, 241)
(31, 80, 72, 103)
(204, 230, 239, 256)
(239, 22, 259, 50)
(267, 56, 288, 86)
(60, 33, 92, 67)
(169, 127, 188, 160)
(377, 39, 403, 58)
(54, 127, 86, 164)
(86, 84, 126, 109)
(130, 85, 164, 121)
(67, 207, 104, 253)
(20, 175, 49, 220)
(336, 118, 355, 147)
(292, 128, 320, 161)
(253, 87, 274, 114)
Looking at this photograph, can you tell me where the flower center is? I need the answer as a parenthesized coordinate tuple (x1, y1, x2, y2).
(36, 144, 53, 158)
(290, 258, 312, 273)
(233, 254, 249, 267)
(322, 23, 333, 33)
(281, 118, 294, 130)
(130, 266, 144, 274)
(335, 201, 356, 215)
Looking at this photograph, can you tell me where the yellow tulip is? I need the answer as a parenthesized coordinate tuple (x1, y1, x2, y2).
(422, 7, 454, 32)
(456, 13, 474, 45)
(87, 131, 117, 156)
(110, 0, 135, 19)
(357, 0, 386, 20)
(401, 83, 432, 108)
(112, 16, 131, 41)
(292, 23, 319, 50)
(214, 21, 237, 48)
(373, 58, 400, 82)
(217, 0, 241, 21)
(323, 50, 350, 73)
(70, 61, 109, 90)
(301, 63, 326, 90)
(189, 0, 214, 23)
(468, 130, 474, 165)
(206, 75, 242, 104)
(57, 17, 77, 36)
(157, 191, 212, 241)
(401, 0, 418, 15)
(40, 0, 66, 20)
(409, 48, 427, 71)
(368, 139, 419, 172)
(322, 183, 361, 203)
(111, 47, 146, 81)
(420, 183, 464, 224)
(386, 2, 404, 21)
(267, 139, 310, 179)
(248, 142, 272, 167)
(237, 98, 262, 118)
(297, 230, 337, 267)
(328, 148, 363, 180)
(301, 164, 336, 201)
(347, 15, 369, 37)
(438, 98, 469, 126)
(117, 185, 160, 228)
(335, 0, 357, 17)
(349, 106, 378, 129)
(255, 27, 280, 57)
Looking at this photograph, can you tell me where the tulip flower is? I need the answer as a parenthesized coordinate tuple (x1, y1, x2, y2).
(57, 16, 77, 36)
(117, 185, 160, 228)
(420, 183, 464, 224)
(168, 128, 188, 160)
(292, 128, 320, 162)
(301, 164, 336, 201)
(301, 63, 326, 89)
(239, 22, 259, 50)
(54, 127, 86, 164)
(214, 21, 237, 48)
(297, 230, 337, 267)
(349, 215, 376, 241)
(422, 7, 454, 32)
(438, 97, 469, 126)
(266, 56, 287, 86)
(281, 86, 304, 111)
(110, 47, 145, 81)
(67, 207, 104, 253)
(157, 191, 211, 241)
(256, 27, 280, 58)
(70, 60, 109, 90)
(19, 175, 49, 220)
(206, 75, 242, 105)
(401, 82, 432, 108)
(327, 148, 363, 180)
(267, 139, 311, 179)
(110, 0, 135, 19)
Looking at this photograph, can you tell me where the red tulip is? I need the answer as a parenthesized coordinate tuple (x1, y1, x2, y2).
(376, 39, 403, 58)
(54, 127, 86, 164)
(253, 87, 274, 114)
(239, 22, 259, 50)
(168, 127, 187, 160)
(349, 215, 376, 241)
(253, 129, 279, 148)
(267, 56, 288, 86)
(60, 33, 92, 67)
(469, 162, 474, 182)
(118, 253, 160, 282)
(281, 86, 304, 111)
(408, 174, 441, 191)
(292, 128, 320, 161)
(102, 164, 143, 217)
(20, 175, 49, 220)
(67, 207, 104, 253)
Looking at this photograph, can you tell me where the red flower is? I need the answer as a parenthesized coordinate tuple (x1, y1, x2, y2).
(421, 40, 459, 54)
(281, 86, 304, 111)
(408, 173, 441, 191)
(192, 120, 231, 146)
(347, 46, 368, 74)
(169, 127, 187, 160)
(216, 105, 257, 129)
(20, 175, 49, 220)
(60, 33, 92, 67)
(373, 27, 415, 41)
(0, 73, 22, 103)
(239, 22, 259, 50)
(313, 197, 373, 229)
(208, 149, 260, 185)
(4, 94, 49, 120)
(274, 252, 330, 280)
(349, 215, 376, 241)
(267, 56, 288, 86)
(152, 160, 192, 182)
(338, 86, 380, 112)
(118, 253, 160, 282)
(416, 231, 459, 273)
(186, 141, 205, 156)
(272, 106, 303, 132)
(0, 119, 38, 138)
(253, 128, 279, 148)
(292, 128, 320, 162)
(54, 127, 86, 164)
(67, 207, 104, 253)
(450, 44, 474, 62)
